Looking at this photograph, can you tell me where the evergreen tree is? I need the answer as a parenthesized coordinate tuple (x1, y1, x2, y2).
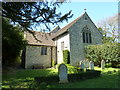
(2, 1, 73, 31)
(2, 18, 27, 66)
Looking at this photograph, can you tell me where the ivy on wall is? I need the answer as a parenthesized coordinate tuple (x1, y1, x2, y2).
(85, 43, 120, 67)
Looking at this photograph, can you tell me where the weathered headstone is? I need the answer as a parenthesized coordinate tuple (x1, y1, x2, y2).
(80, 61, 84, 69)
(84, 60, 89, 68)
(89, 61, 94, 70)
(114, 70, 116, 72)
(101, 60, 105, 69)
(58, 64, 68, 83)
(83, 60, 86, 68)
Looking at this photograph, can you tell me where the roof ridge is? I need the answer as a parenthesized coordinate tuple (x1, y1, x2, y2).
(51, 12, 86, 39)
(60, 12, 85, 31)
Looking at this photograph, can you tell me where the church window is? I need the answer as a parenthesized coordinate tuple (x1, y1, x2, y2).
(89, 33, 92, 43)
(61, 41, 64, 50)
(41, 47, 47, 55)
(82, 26, 92, 44)
(86, 33, 89, 43)
(83, 32, 85, 43)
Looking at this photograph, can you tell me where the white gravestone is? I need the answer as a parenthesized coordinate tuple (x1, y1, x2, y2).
(101, 60, 105, 69)
(58, 64, 68, 83)
(80, 61, 84, 69)
(89, 61, 94, 70)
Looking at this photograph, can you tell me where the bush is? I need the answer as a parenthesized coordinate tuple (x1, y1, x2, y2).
(35, 70, 101, 84)
(66, 64, 79, 74)
(35, 75, 59, 84)
(68, 70, 101, 82)
(63, 50, 70, 64)
(85, 43, 120, 68)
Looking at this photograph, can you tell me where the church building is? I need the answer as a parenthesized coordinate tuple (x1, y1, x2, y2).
(22, 12, 102, 69)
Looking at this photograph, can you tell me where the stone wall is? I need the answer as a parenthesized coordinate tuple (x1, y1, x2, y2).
(69, 13, 102, 66)
(25, 45, 56, 69)
(51, 46, 57, 64)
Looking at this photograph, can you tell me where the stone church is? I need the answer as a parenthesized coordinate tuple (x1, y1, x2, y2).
(22, 12, 102, 69)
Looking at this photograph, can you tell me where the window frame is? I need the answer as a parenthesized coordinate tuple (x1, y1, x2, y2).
(41, 47, 47, 55)
(61, 41, 64, 51)
(82, 26, 92, 44)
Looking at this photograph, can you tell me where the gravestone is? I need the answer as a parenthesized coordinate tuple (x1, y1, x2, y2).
(89, 61, 94, 70)
(58, 64, 68, 83)
(114, 70, 116, 72)
(101, 60, 105, 69)
(80, 61, 84, 69)
(84, 60, 89, 68)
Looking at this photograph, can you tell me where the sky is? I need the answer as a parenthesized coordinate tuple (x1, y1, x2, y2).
(56, 1, 118, 28)
(3, 0, 118, 31)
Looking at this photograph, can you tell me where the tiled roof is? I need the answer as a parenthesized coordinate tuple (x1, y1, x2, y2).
(50, 26, 61, 33)
(26, 12, 102, 46)
(25, 31, 55, 46)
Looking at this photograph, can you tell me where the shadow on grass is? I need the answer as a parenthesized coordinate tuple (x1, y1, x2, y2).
(2, 68, 58, 89)
(2, 68, 119, 89)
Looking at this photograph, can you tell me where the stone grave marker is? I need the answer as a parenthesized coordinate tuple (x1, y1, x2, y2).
(113, 70, 116, 72)
(89, 61, 94, 70)
(101, 60, 105, 69)
(58, 64, 68, 83)
(80, 61, 84, 69)
(84, 60, 89, 69)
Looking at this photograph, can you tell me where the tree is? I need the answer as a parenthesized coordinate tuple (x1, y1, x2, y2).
(98, 27, 115, 43)
(2, 1, 73, 32)
(2, 1, 73, 67)
(97, 14, 119, 43)
(2, 17, 27, 66)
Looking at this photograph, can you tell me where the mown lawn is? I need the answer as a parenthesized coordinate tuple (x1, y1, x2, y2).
(2, 68, 58, 89)
(50, 68, 119, 88)
(2, 66, 120, 89)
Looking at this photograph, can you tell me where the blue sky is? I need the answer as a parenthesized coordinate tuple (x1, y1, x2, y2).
(57, 2, 118, 28)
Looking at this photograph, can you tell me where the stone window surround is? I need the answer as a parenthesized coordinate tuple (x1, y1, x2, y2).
(82, 25, 92, 44)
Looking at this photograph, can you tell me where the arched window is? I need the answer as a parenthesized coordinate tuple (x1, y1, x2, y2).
(82, 26, 92, 44)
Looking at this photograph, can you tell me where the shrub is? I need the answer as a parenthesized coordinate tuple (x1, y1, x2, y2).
(66, 64, 79, 74)
(35, 75, 59, 84)
(35, 70, 101, 84)
(68, 70, 101, 82)
(85, 43, 120, 68)
(63, 50, 70, 64)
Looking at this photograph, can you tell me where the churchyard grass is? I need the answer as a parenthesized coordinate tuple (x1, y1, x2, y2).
(2, 68, 58, 88)
(2, 66, 119, 89)
(50, 67, 119, 88)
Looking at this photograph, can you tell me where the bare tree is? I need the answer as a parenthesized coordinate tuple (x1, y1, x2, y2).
(97, 13, 119, 43)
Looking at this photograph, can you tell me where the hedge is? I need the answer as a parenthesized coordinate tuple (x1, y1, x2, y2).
(85, 43, 120, 68)
(68, 70, 101, 82)
(35, 70, 101, 84)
